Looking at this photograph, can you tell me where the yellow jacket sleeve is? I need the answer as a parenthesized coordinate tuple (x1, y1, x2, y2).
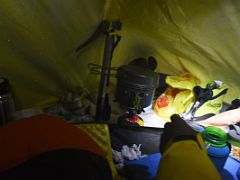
(157, 133, 221, 180)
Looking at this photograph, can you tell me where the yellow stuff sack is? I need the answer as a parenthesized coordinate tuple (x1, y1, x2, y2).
(153, 73, 200, 121)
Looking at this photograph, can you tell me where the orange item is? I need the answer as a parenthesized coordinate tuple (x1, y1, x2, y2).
(0, 114, 105, 172)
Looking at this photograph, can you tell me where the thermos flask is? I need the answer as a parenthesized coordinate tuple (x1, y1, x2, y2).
(0, 77, 15, 125)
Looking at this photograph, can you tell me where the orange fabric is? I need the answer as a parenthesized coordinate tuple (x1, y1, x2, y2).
(0, 114, 105, 172)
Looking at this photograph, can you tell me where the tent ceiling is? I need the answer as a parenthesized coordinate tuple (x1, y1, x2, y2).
(0, 0, 239, 109)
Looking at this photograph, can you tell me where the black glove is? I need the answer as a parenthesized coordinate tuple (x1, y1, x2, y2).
(160, 114, 197, 154)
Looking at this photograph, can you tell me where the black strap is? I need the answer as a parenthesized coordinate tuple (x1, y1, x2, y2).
(193, 85, 228, 103)
(183, 84, 228, 121)
(209, 88, 228, 100)
(76, 21, 122, 53)
(75, 21, 110, 52)
(228, 98, 240, 110)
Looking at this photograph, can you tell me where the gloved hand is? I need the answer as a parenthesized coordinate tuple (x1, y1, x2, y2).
(160, 114, 197, 154)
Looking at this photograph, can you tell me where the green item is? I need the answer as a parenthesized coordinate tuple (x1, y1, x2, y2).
(228, 124, 240, 147)
(228, 138, 240, 147)
(202, 126, 228, 148)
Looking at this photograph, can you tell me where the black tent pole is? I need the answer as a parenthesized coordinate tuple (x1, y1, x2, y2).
(95, 21, 121, 122)
(95, 34, 114, 122)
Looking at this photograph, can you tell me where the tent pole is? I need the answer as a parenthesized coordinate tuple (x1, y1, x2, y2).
(95, 21, 121, 122)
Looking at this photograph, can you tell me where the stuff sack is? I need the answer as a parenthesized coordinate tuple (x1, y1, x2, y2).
(153, 73, 199, 121)
(153, 73, 228, 122)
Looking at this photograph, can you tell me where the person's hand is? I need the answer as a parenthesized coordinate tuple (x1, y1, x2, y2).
(160, 114, 197, 154)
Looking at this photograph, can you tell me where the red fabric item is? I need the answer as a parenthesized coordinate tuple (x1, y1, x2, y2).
(0, 114, 105, 172)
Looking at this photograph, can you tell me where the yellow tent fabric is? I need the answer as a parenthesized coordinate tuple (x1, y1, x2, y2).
(0, 0, 107, 109)
(1, 0, 240, 109)
(76, 124, 120, 179)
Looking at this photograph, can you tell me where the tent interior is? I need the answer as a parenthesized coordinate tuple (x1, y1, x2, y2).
(1, 0, 240, 179)
(2, 0, 240, 109)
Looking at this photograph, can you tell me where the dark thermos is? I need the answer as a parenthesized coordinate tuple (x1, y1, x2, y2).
(0, 77, 15, 125)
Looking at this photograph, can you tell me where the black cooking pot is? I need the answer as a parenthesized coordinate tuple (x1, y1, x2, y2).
(115, 65, 159, 108)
